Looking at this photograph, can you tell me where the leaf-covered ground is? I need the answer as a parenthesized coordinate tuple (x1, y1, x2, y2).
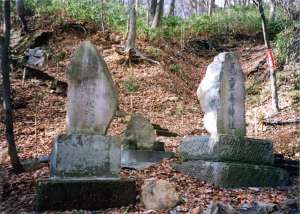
(0, 18, 299, 213)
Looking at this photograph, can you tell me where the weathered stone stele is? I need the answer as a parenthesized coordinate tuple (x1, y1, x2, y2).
(66, 41, 118, 135)
(197, 52, 246, 138)
(35, 42, 135, 211)
(175, 52, 289, 188)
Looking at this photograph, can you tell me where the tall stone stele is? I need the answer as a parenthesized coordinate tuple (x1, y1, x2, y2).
(197, 52, 246, 139)
(176, 52, 289, 188)
(35, 41, 136, 211)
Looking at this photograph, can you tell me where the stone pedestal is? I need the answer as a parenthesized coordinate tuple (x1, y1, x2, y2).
(35, 134, 136, 211)
(174, 160, 289, 188)
(35, 179, 136, 211)
(176, 135, 289, 188)
(179, 135, 274, 165)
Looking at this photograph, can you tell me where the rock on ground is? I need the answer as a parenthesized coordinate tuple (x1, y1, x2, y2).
(141, 179, 180, 210)
(204, 202, 239, 214)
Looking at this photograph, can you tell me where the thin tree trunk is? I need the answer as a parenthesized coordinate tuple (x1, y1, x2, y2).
(16, 0, 28, 32)
(168, 0, 175, 16)
(256, 0, 279, 112)
(208, 0, 215, 15)
(125, 0, 137, 51)
(148, 0, 157, 25)
(269, 0, 276, 21)
(1, 0, 24, 173)
(151, 0, 164, 28)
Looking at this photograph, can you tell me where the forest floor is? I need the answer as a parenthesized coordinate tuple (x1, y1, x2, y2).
(0, 17, 299, 213)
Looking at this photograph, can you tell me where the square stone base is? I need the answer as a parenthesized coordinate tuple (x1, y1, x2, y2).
(35, 178, 136, 211)
(179, 135, 274, 165)
(174, 160, 289, 188)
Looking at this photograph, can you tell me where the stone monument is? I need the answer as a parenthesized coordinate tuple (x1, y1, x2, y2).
(35, 41, 136, 211)
(175, 52, 289, 188)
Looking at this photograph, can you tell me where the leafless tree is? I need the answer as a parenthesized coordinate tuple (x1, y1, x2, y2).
(208, 0, 215, 15)
(1, 0, 24, 173)
(125, 0, 137, 51)
(16, 0, 28, 32)
(168, 0, 176, 16)
(269, 0, 276, 21)
(151, 0, 164, 28)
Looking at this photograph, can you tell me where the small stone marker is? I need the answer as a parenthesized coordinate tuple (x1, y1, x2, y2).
(66, 41, 118, 135)
(35, 42, 135, 211)
(123, 114, 157, 150)
(197, 52, 246, 138)
(175, 52, 289, 188)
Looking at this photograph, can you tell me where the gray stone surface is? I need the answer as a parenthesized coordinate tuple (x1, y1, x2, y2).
(66, 41, 118, 135)
(35, 178, 136, 211)
(197, 52, 246, 138)
(123, 114, 157, 150)
(174, 160, 289, 188)
(204, 202, 238, 214)
(141, 179, 180, 210)
(121, 150, 174, 170)
(50, 134, 120, 178)
(179, 135, 274, 165)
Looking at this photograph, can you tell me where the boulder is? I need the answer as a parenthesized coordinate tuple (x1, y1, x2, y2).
(141, 179, 180, 210)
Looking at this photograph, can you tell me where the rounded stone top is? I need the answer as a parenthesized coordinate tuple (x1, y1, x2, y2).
(67, 41, 108, 82)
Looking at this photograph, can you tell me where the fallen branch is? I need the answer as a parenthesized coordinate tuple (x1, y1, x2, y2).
(23, 65, 67, 95)
(246, 58, 266, 76)
(152, 123, 179, 137)
(263, 119, 300, 126)
(116, 47, 160, 66)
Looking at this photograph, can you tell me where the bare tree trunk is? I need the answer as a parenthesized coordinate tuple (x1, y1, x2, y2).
(1, 0, 24, 173)
(99, 0, 105, 32)
(125, 0, 137, 51)
(269, 0, 276, 21)
(168, 0, 176, 16)
(148, 0, 157, 25)
(16, 0, 28, 32)
(151, 0, 164, 28)
(256, 0, 279, 112)
(135, 0, 139, 9)
(208, 0, 215, 15)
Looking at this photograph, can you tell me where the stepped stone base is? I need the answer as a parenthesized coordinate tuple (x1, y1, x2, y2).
(179, 135, 274, 165)
(35, 178, 136, 211)
(174, 160, 289, 188)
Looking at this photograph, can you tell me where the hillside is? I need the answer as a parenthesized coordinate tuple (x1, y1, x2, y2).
(0, 11, 299, 213)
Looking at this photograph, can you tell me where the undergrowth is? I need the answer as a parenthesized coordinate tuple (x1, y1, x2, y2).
(273, 22, 300, 66)
(24, 1, 292, 43)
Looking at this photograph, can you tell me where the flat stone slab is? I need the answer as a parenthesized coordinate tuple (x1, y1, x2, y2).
(35, 178, 136, 211)
(50, 134, 121, 178)
(121, 150, 174, 170)
(179, 135, 274, 165)
(174, 160, 289, 188)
